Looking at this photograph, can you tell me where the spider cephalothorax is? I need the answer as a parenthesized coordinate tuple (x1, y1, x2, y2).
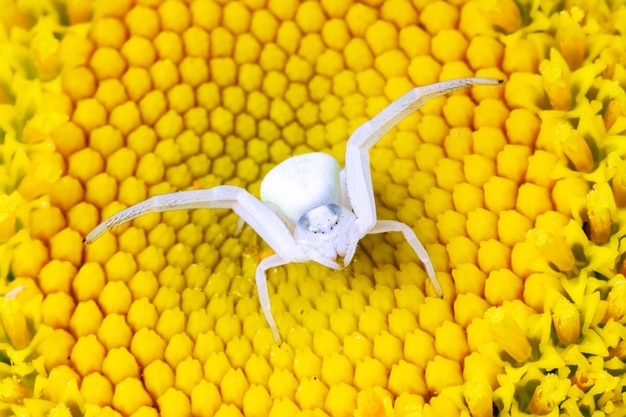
(85, 77, 503, 343)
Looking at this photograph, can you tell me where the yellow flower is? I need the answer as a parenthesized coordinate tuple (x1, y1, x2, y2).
(2, 0, 626, 416)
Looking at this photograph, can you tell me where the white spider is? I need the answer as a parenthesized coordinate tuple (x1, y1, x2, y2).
(85, 77, 502, 343)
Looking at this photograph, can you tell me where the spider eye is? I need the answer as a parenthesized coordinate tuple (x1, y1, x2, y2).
(297, 204, 342, 236)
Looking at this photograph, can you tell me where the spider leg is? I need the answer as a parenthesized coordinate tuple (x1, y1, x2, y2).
(369, 220, 443, 297)
(84, 185, 301, 261)
(344, 77, 502, 233)
(256, 253, 288, 344)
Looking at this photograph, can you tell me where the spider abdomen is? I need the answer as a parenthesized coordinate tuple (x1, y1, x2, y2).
(260, 152, 343, 226)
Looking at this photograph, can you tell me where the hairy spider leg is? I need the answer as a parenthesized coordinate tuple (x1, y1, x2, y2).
(342, 77, 503, 294)
(344, 77, 502, 231)
(256, 253, 286, 344)
(84, 186, 298, 257)
(368, 220, 442, 295)
(84, 186, 313, 343)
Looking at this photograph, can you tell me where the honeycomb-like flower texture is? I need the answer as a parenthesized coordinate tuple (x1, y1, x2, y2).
(3, 0, 626, 416)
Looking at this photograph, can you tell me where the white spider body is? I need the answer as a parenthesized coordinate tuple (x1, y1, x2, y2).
(260, 152, 344, 226)
(260, 152, 359, 270)
(84, 77, 503, 344)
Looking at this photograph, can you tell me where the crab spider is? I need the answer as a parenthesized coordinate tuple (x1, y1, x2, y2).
(85, 77, 502, 343)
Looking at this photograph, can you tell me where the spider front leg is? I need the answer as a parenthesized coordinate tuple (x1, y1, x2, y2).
(343, 77, 502, 293)
(85, 186, 299, 256)
(344, 77, 502, 231)
(84, 185, 305, 343)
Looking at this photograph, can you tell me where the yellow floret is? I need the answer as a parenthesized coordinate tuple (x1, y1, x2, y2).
(219, 368, 250, 409)
(29, 206, 66, 243)
(267, 368, 298, 400)
(447, 236, 479, 267)
(452, 183, 484, 214)
(484, 269, 523, 304)
(484, 306, 531, 362)
(505, 108, 541, 146)
(41, 292, 75, 328)
(98, 281, 132, 315)
(158, 1, 190, 34)
(365, 21, 398, 55)
(324, 384, 358, 416)
(102, 347, 140, 385)
(90, 47, 127, 80)
(441, 96, 476, 128)
(124, 5, 159, 38)
(39, 260, 76, 294)
(586, 182, 615, 243)
(425, 355, 464, 394)
(121, 37, 155, 69)
(70, 300, 103, 336)
(70, 334, 106, 376)
(142, 360, 174, 401)
(466, 208, 498, 242)
(483, 176, 517, 213)
(354, 357, 388, 390)
(57, 32, 91, 70)
(112, 377, 153, 416)
(88, 127, 123, 160)
(435, 321, 470, 362)
(523, 273, 564, 312)
(452, 263, 486, 295)
(381, 0, 418, 28)
(551, 297, 580, 345)
(89, 17, 126, 48)
(73, 98, 108, 132)
(44, 365, 81, 404)
(476, 0, 521, 33)
(528, 374, 570, 415)
(109, 101, 142, 137)
(555, 9, 585, 70)
(551, 176, 589, 215)
(49, 228, 83, 266)
(50, 121, 86, 158)
(249, 10, 278, 44)
(495, 145, 530, 182)
(467, 36, 504, 70)
(62, 66, 96, 102)
(295, 377, 329, 410)
(37, 329, 75, 369)
(295, 3, 326, 34)
(68, 148, 105, 184)
(453, 293, 490, 327)
(504, 72, 545, 110)
(66, 203, 97, 238)
(526, 228, 575, 271)
(223, 2, 251, 35)
(477, 239, 511, 273)
(432, 30, 468, 64)
(436, 210, 467, 244)
(81, 373, 114, 407)
(496, 210, 531, 246)
(464, 379, 493, 417)
(85, 174, 118, 210)
(95, 78, 129, 111)
(174, 357, 203, 395)
(133, 245, 165, 278)
(463, 351, 502, 389)
(98, 314, 133, 349)
(0, 293, 30, 351)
